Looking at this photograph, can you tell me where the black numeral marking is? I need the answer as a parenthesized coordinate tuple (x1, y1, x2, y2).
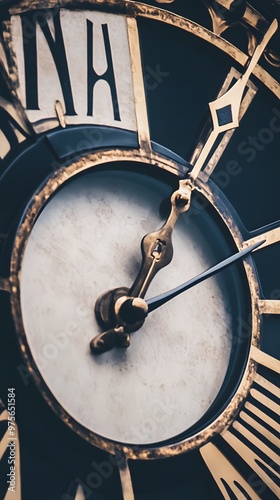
(21, 11, 76, 115)
(87, 21, 120, 120)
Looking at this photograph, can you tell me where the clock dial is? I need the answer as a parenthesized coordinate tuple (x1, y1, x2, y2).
(0, 1, 279, 499)
(18, 166, 234, 444)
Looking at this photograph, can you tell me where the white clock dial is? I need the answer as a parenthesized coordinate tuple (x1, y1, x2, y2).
(20, 168, 232, 444)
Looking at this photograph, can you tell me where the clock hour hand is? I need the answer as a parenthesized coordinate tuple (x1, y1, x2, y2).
(94, 178, 193, 330)
(128, 178, 193, 298)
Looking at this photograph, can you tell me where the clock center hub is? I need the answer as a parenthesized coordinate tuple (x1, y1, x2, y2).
(91, 288, 148, 354)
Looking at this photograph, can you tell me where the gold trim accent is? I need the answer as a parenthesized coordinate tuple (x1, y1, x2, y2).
(190, 66, 258, 179)
(244, 227, 280, 251)
(0, 34, 10, 77)
(244, 400, 277, 434)
(132, 5, 280, 99)
(243, 5, 268, 33)
(223, 428, 280, 496)
(255, 372, 280, 400)
(74, 485, 86, 500)
(232, 420, 279, 465)
(250, 388, 280, 419)
(9, 148, 261, 459)
(242, 403, 279, 447)
(214, 0, 269, 36)
(190, 19, 278, 181)
(200, 442, 261, 500)
(251, 387, 280, 418)
(223, 368, 280, 494)
(213, 1, 233, 9)
(203, 70, 257, 179)
(214, 1, 270, 40)
(204, 2, 229, 37)
(259, 299, 280, 314)
(127, 16, 151, 154)
(117, 454, 135, 500)
(251, 346, 280, 374)
(55, 100, 66, 128)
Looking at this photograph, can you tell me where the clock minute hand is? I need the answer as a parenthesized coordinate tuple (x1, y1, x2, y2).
(128, 178, 193, 298)
(146, 239, 265, 312)
(91, 240, 264, 354)
(189, 18, 278, 181)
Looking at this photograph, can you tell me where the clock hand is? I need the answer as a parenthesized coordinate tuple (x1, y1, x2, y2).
(145, 239, 265, 312)
(90, 326, 130, 354)
(189, 19, 278, 181)
(128, 178, 193, 297)
(93, 178, 193, 330)
(91, 240, 264, 354)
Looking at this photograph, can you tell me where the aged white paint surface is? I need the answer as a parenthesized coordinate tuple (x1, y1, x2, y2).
(12, 11, 136, 132)
(20, 170, 232, 444)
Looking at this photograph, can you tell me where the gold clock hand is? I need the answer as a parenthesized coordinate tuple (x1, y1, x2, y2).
(129, 178, 193, 297)
(94, 178, 193, 330)
(189, 19, 278, 181)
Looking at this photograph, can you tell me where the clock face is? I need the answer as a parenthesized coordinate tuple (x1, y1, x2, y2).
(0, 1, 279, 499)
(19, 166, 235, 445)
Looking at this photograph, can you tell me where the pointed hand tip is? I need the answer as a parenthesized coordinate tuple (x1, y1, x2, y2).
(272, 18, 278, 31)
(254, 239, 266, 249)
